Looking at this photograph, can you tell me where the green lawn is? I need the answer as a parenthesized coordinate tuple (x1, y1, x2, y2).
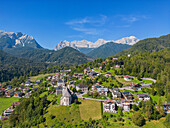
(0, 97, 20, 114)
(82, 94, 107, 100)
(151, 95, 166, 103)
(116, 77, 153, 86)
(29, 73, 55, 81)
(79, 99, 102, 120)
(44, 103, 81, 127)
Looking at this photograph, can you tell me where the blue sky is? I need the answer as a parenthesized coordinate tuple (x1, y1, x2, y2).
(0, 0, 169, 49)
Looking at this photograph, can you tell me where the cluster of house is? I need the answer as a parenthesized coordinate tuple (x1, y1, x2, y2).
(0, 80, 43, 98)
(103, 88, 151, 113)
(1, 102, 20, 120)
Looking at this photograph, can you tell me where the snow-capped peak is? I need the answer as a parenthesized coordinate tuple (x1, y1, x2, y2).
(54, 36, 139, 51)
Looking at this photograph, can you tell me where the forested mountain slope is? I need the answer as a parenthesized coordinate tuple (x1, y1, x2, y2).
(115, 34, 170, 56)
(4, 47, 92, 65)
(0, 50, 47, 82)
(87, 42, 131, 59)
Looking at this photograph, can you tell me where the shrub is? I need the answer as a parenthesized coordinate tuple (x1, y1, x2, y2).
(131, 112, 145, 126)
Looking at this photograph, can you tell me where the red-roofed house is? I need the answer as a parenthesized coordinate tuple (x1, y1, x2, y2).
(124, 75, 132, 81)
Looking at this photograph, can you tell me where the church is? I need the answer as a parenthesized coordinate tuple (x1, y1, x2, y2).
(60, 87, 72, 106)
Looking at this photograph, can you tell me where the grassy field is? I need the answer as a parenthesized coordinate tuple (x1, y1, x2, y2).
(82, 94, 107, 100)
(44, 103, 81, 127)
(143, 117, 166, 128)
(151, 95, 166, 103)
(115, 77, 153, 86)
(29, 73, 55, 81)
(0, 97, 20, 114)
(79, 99, 102, 120)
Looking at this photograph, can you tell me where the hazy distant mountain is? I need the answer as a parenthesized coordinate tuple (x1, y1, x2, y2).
(87, 42, 131, 59)
(0, 30, 42, 49)
(54, 36, 139, 53)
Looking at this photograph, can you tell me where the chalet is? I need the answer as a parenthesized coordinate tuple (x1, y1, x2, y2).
(122, 101, 131, 111)
(111, 89, 122, 99)
(36, 80, 41, 84)
(88, 71, 98, 77)
(92, 84, 102, 91)
(84, 67, 91, 74)
(7, 85, 12, 90)
(76, 85, 88, 92)
(103, 99, 117, 113)
(124, 75, 132, 81)
(64, 69, 71, 72)
(14, 92, 23, 97)
(5, 91, 14, 97)
(105, 72, 112, 78)
(56, 86, 63, 95)
(137, 94, 150, 101)
(112, 58, 118, 61)
(4, 108, 14, 117)
(163, 103, 170, 113)
(97, 88, 108, 96)
(130, 83, 141, 91)
(22, 87, 30, 93)
(123, 91, 133, 101)
(25, 80, 32, 86)
(60, 88, 72, 106)
(114, 65, 120, 68)
(73, 73, 83, 77)
(116, 100, 131, 111)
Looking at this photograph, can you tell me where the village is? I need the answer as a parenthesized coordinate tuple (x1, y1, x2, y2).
(0, 58, 170, 121)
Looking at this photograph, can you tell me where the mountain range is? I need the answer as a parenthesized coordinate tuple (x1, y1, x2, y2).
(54, 36, 140, 54)
(0, 30, 41, 50)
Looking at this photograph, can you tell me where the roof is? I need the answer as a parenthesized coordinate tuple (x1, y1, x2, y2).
(76, 84, 88, 88)
(56, 86, 62, 90)
(12, 102, 20, 106)
(104, 99, 115, 104)
(124, 75, 130, 78)
(63, 88, 71, 97)
(97, 88, 108, 92)
(137, 93, 150, 97)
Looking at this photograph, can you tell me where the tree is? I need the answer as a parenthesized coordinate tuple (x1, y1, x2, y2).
(132, 104, 139, 111)
(163, 114, 170, 128)
(118, 107, 123, 117)
(157, 98, 165, 116)
(131, 112, 145, 126)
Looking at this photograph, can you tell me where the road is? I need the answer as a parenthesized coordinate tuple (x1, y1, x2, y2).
(76, 92, 106, 101)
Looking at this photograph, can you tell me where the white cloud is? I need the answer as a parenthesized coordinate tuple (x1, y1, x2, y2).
(65, 15, 107, 35)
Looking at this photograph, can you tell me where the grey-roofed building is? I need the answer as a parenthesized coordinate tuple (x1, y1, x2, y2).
(111, 89, 122, 99)
(60, 88, 72, 106)
(56, 86, 63, 95)
(76, 85, 88, 92)
(97, 88, 108, 96)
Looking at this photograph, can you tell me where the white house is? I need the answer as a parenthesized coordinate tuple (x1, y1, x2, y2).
(103, 99, 117, 113)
